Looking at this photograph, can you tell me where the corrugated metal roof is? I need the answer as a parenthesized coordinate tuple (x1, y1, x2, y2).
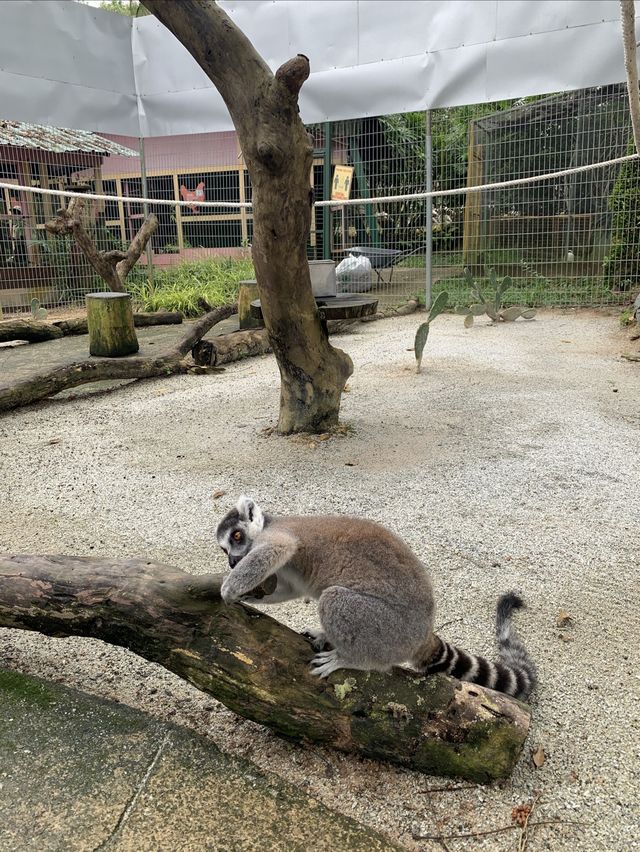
(0, 120, 138, 157)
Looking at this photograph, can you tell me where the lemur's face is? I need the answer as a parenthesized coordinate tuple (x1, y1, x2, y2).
(215, 496, 265, 568)
(216, 511, 253, 567)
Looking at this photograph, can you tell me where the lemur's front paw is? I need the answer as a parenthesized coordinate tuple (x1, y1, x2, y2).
(220, 576, 242, 605)
(302, 626, 331, 651)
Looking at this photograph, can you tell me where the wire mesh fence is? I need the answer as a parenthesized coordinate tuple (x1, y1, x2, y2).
(0, 83, 638, 317)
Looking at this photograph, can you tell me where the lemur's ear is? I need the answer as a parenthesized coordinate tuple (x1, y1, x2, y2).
(236, 494, 254, 520)
(236, 495, 265, 535)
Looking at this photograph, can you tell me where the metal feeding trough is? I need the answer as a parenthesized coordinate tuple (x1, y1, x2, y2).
(250, 260, 379, 323)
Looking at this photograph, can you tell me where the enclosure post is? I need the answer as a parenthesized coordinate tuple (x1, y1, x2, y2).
(323, 121, 333, 260)
(425, 109, 433, 309)
(138, 137, 154, 285)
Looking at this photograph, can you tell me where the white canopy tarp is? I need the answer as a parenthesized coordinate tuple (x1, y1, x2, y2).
(0, 0, 636, 137)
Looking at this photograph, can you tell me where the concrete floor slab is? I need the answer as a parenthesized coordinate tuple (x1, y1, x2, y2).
(0, 670, 398, 851)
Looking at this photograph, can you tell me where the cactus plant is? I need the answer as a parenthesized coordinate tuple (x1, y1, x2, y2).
(30, 298, 48, 321)
(414, 290, 448, 373)
(456, 268, 536, 327)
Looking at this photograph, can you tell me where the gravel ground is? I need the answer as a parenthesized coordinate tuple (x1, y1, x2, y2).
(1, 309, 639, 851)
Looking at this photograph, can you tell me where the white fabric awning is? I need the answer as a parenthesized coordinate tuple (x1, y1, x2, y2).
(0, 0, 635, 137)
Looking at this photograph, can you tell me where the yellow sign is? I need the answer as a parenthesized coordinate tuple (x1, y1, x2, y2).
(331, 165, 354, 201)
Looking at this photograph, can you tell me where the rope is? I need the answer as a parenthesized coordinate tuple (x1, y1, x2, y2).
(0, 182, 252, 210)
(1, 151, 638, 211)
(315, 153, 640, 207)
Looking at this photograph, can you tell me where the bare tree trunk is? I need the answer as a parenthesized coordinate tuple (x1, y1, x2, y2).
(620, 0, 640, 156)
(144, 0, 353, 433)
(0, 554, 531, 782)
(45, 198, 158, 293)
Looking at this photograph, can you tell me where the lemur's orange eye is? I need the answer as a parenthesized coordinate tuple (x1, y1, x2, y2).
(232, 531, 242, 542)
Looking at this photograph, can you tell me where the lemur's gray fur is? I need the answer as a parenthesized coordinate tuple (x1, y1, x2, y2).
(217, 496, 536, 699)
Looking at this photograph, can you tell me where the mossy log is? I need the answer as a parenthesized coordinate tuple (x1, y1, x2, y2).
(0, 304, 236, 413)
(192, 320, 356, 367)
(0, 313, 183, 344)
(54, 311, 183, 337)
(0, 319, 64, 343)
(0, 554, 530, 782)
(193, 328, 272, 366)
(86, 293, 139, 357)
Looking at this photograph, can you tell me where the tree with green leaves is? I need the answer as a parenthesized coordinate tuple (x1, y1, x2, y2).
(99, 0, 149, 16)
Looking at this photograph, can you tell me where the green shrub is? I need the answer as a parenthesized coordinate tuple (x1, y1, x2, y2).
(128, 257, 254, 316)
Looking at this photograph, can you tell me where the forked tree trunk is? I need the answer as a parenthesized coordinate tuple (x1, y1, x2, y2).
(144, 0, 354, 433)
(45, 197, 158, 294)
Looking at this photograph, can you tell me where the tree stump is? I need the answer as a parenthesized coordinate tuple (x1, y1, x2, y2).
(86, 292, 139, 357)
(238, 280, 262, 329)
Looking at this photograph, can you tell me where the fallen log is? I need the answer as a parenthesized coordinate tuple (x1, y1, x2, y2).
(0, 554, 530, 782)
(360, 299, 419, 323)
(54, 311, 183, 336)
(0, 304, 235, 414)
(193, 328, 272, 366)
(0, 318, 64, 343)
(192, 320, 357, 367)
(0, 312, 183, 344)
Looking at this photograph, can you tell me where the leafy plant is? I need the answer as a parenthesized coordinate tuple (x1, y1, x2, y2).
(456, 268, 536, 326)
(414, 290, 448, 373)
(127, 256, 254, 316)
(30, 298, 47, 320)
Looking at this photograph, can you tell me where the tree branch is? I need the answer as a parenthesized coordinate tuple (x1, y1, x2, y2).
(0, 554, 531, 782)
(275, 54, 310, 98)
(143, 0, 272, 144)
(45, 199, 158, 293)
(116, 215, 159, 282)
(620, 0, 640, 155)
(0, 303, 236, 413)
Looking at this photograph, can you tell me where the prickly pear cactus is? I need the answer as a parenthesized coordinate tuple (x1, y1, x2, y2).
(30, 298, 48, 321)
(414, 290, 448, 373)
(457, 268, 536, 327)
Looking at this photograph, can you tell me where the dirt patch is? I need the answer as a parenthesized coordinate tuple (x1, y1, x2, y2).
(0, 308, 638, 850)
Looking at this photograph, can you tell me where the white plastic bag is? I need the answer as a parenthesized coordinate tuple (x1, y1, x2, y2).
(335, 253, 372, 293)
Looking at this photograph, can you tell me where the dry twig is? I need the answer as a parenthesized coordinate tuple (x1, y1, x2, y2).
(413, 818, 586, 843)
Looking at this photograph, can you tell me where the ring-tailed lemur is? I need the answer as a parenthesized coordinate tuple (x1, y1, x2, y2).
(216, 496, 536, 700)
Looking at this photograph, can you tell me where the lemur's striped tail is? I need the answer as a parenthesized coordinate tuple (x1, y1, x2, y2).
(425, 592, 537, 700)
